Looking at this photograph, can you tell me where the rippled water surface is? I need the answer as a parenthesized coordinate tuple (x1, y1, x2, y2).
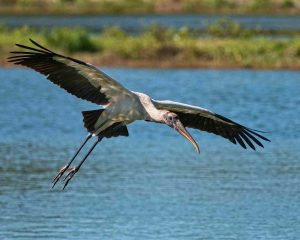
(0, 68, 299, 239)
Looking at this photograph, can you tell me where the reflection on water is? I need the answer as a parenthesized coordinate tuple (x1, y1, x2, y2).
(0, 68, 299, 239)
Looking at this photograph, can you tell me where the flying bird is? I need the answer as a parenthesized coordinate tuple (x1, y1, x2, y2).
(8, 39, 270, 190)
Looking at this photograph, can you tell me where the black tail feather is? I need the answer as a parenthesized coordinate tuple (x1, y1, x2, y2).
(82, 109, 104, 133)
(82, 109, 129, 138)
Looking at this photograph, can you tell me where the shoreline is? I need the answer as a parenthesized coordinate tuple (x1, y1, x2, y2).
(2, 56, 300, 70)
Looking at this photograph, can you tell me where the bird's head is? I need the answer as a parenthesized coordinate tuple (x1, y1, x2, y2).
(163, 112, 200, 154)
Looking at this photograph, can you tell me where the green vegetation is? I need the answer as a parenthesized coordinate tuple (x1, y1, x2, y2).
(45, 27, 97, 53)
(2, 20, 300, 69)
(206, 18, 300, 38)
(282, 0, 295, 8)
(0, 0, 299, 15)
(0, 0, 154, 15)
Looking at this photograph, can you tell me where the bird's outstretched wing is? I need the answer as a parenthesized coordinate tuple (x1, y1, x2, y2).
(8, 39, 134, 105)
(152, 100, 270, 150)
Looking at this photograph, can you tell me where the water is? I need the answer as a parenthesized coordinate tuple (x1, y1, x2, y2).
(1, 15, 300, 32)
(0, 68, 299, 239)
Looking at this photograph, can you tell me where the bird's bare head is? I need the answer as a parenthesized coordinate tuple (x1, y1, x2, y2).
(163, 112, 179, 127)
(163, 112, 200, 154)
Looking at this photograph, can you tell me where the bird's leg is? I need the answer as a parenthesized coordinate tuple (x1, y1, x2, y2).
(52, 133, 92, 188)
(62, 136, 103, 190)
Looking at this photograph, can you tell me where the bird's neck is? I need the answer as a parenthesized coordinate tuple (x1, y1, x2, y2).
(143, 101, 168, 123)
(134, 92, 167, 123)
(148, 108, 167, 123)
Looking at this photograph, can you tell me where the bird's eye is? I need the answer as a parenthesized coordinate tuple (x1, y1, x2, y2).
(168, 116, 173, 121)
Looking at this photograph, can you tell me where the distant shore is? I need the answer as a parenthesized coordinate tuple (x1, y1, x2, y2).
(2, 22, 300, 70)
(3, 55, 300, 70)
(0, 0, 300, 16)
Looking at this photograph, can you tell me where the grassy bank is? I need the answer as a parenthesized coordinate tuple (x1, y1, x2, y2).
(0, 0, 300, 15)
(1, 22, 300, 69)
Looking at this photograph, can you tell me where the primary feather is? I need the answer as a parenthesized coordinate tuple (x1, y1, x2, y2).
(8, 39, 133, 106)
(152, 100, 270, 150)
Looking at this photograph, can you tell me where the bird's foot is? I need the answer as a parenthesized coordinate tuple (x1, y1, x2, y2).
(62, 166, 79, 190)
(52, 165, 69, 188)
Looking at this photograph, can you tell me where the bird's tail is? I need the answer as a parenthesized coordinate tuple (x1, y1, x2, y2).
(82, 110, 129, 138)
(82, 109, 105, 133)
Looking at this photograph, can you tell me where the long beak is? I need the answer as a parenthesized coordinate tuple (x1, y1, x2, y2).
(174, 120, 200, 154)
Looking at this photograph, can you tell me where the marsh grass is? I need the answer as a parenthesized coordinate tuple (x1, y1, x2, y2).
(44, 27, 97, 53)
(2, 22, 300, 69)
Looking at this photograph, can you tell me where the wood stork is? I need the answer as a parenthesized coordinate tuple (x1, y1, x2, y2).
(8, 39, 270, 190)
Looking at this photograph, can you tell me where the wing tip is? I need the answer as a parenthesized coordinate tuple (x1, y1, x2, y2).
(241, 128, 270, 150)
(13, 39, 53, 54)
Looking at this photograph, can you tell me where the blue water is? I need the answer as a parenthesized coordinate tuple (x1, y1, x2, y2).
(0, 68, 299, 239)
(1, 15, 300, 31)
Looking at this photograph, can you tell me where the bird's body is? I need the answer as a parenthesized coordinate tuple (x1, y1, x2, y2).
(83, 91, 167, 136)
(96, 92, 165, 125)
(8, 39, 270, 189)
